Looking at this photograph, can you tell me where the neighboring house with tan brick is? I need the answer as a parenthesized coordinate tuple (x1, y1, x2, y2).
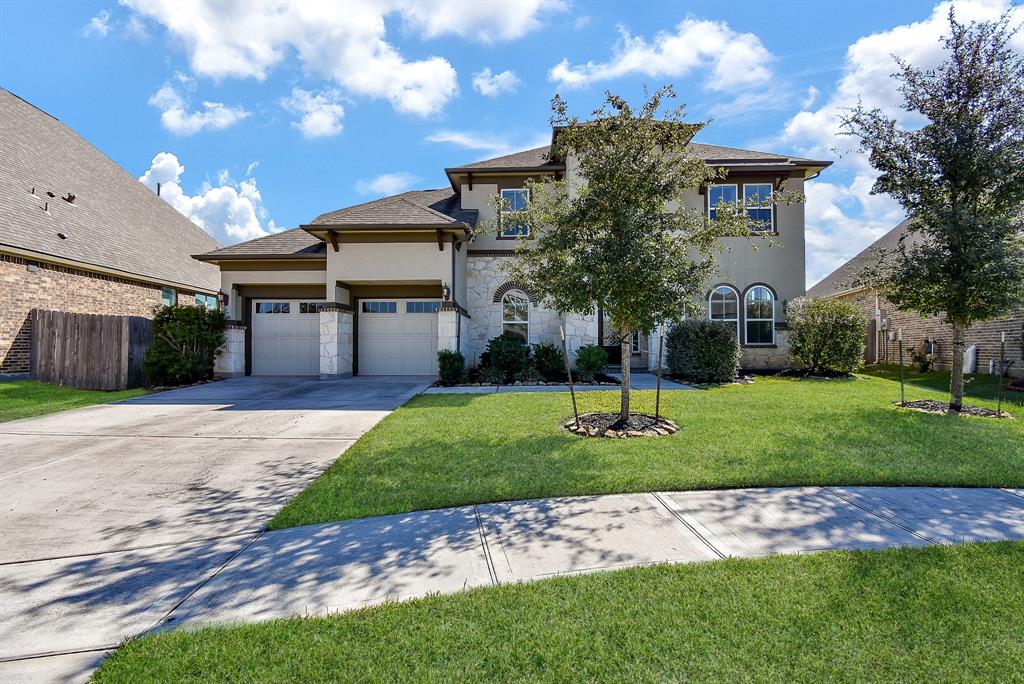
(808, 219, 1024, 378)
(0, 88, 220, 376)
(194, 128, 830, 378)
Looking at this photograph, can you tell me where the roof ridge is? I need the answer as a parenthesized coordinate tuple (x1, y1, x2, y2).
(396, 195, 457, 223)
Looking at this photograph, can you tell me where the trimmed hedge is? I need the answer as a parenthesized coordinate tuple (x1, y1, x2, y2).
(787, 297, 866, 375)
(666, 320, 741, 383)
(574, 344, 608, 382)
(145, 305, 226, 386)
(437, 350, 465, 385)
(479, 333, 531, 384)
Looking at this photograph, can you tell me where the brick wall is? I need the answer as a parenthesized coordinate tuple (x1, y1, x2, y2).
(1, 253, 199, 374)
(840, 288, 1024, 378)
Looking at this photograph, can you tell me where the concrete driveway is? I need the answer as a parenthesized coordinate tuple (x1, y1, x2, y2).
(0, 375, 430, 682)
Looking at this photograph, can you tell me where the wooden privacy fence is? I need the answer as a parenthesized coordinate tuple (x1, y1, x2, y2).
(30, 310, 152, 390)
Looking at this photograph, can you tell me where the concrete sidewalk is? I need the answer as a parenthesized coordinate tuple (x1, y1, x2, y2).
(422, 373, 693, 394)
(160, 486, 1024, 631)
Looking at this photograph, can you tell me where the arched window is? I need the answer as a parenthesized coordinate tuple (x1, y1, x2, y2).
(745, 286, 775, 345)
(708, 285, 739, 338)
(502, 291, 529, 342)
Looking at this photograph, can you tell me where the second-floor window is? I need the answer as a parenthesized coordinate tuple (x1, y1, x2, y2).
(707, 184, 737, 221)
(744, 183, 774, 232)
(499, 188, 530, 238)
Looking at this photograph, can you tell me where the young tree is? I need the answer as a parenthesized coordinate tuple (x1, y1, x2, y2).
(844, 11, 1024, 413)
(495, 87, 793, 424)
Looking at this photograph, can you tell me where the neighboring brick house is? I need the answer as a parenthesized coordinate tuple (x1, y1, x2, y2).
(0, 89, 220, 375)
(808, 219, 1024, 378)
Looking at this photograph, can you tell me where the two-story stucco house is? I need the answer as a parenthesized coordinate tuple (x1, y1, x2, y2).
(193, 129, 830, 378)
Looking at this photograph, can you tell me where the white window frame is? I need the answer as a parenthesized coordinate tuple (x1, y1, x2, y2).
(499, 188, 530, 238)
(501, 290, 530, 341)
(707, 184, 738, 221)
(630, 331, 641, 354)
(743, 183, 774, 232)
(708, 285, 740, 338)
(744, 286, 776, 345)
(361, 301, 398, 314)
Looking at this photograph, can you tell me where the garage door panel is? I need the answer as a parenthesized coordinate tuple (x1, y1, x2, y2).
(252, 300, 322, 376)
(357, 300, 439, 376)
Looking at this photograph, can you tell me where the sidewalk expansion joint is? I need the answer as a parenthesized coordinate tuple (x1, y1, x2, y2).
(0, 644, 116, 664)
(822, 487, 937, 545)
(651, 492, 726, 559)
(473, 506, 499, 586)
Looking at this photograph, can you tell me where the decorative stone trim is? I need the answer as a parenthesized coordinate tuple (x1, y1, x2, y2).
(224, 319, 246, 329)
(440, 300, 471, 318)
(322, 301, 355, 313)
(468, 249, 518, 257)
(492, 281, 536, 303)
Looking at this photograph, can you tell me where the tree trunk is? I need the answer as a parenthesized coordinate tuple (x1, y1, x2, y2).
(948, 321, 966, 414)
(619, 327, 631, 424)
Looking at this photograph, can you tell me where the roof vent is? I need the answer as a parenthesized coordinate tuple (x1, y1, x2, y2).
(57, 232, 67, 240)
(29, 187, 35, 195)
(46, 191, 55, 198)
(63, 192, 76, 204)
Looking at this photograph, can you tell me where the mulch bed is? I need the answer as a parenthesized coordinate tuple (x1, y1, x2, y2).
(899, 399, 1014, 419)
(1009, 378, 1024, 393)
(563, 412, 680, 438)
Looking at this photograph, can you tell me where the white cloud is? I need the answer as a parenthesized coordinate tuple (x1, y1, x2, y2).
(426, 130, 550, 157)
(355, 172, 421, 196)
(121, 1, 555, 116)
(781, 0, 1024, 287)
(83, 9, 111, 37)
(148, 83, 250, 136)
(800, 85, 819, 110)
(139, 152, 277, 243)
(280, 88, 345, 138)
(472, 68, 521, 97)
(549, 18, 774, 91)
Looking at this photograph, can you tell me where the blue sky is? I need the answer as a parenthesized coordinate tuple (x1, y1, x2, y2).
(2, 0, 1021, 285)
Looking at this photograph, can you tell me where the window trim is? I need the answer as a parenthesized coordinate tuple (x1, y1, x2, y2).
(405, 300, 442, 314)
(498, 188, 530, 239)
(501, 290, 530, 341)
(255, 301, 290, 314)
(743, 183, 775, 233)
(708, 284, 740, 339)
(707, 183, 738, 221)
(361, 301, 398, 314)
(744, 285, 776, 346)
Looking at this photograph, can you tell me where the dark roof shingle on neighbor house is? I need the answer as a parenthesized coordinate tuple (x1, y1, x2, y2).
(808, 218, 913, 298)
(194, 228, 326, 260)
(0, 88, 220, 292)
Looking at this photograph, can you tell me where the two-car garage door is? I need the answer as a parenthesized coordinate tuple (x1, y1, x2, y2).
(251, 299, 440, 376)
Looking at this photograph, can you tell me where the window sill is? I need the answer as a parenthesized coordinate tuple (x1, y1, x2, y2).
(743, 344, 778, 349)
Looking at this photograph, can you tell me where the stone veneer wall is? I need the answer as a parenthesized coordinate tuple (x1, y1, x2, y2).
(319, 307, 354, 378)
(465, 254, 598, 366)
(1, 253, 200, 375)
(841, 289, 1024, 377)
(214, 324, 246, 378)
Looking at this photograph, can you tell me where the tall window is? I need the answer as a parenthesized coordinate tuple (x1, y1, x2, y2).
(501, 291, 529, 341)
(631, 331, 641, 354)
(196, 293, 217, 310)
(161, 287, 177, 307)
(744, 183, 774, 232)
(745, 286, 775, 345)
(708, 285, 739, 338)
(707, 184, 738, 220)
(499, 188, 530, 237)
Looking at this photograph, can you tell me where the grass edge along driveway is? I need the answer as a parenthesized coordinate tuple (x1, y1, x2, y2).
(0, 379, 146, 423)
(93, 541, 1024, 683)
(270, 372, 1023, 529)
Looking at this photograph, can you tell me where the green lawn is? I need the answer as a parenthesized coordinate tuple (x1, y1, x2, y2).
(0, 380, 146, 423)
(271, 373, 1023, 529)
(93, 541, 1024, 683)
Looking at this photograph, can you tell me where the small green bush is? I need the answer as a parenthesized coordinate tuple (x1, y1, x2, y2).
(574, 344, 608, 382)
(787, 296, 866, 375)
(437, 350, 465, 385)
(480, 333, 531, 383)
(666, 320, 740, 383)
(515, 365, 544, 383)
(531, 342, 565, 381)
(479, 366, 506, 385)
(144, 305, 227, 386)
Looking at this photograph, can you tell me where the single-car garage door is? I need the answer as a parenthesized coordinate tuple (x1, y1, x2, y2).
(358, 299, 440, 375)
(251, 300, 324, 376)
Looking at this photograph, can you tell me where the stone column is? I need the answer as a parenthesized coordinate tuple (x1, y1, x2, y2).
(562, 311, 598, 363)
(214, 322, 246, 378)
(319, 303, 353, 379)
(437, 305, 460, 354)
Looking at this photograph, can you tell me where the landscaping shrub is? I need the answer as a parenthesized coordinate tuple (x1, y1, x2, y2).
(437, 350, 465, 385)
(531, 341, 565, 381)
(908, 346, 932, 373)
(515, 366, 544, 383)
(479, 333, 531, 383)
(479, 366, 506, 385)
(666, 320, 740, 384)
(574, 344, 608, 382)
(787, 296, 866, 375)
(144, 305, 227, 386)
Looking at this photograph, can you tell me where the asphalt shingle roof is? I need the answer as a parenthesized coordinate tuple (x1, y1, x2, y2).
(449, 146, 561, 171)
(195, 228, 325, 259)
(309, 188, 477, 227)
(808, 219, 914, 298)
(0, 89, 220, 291)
